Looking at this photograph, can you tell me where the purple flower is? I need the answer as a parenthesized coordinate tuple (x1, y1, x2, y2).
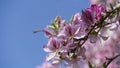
(90, 4, 103, 20)
(36, 62, 58, 68)
(42, 28, 56, 38)
(72, 13, 81, 25)
(58, 23, 86, 40)
(82, 4, 103, 26)
(43, 37, 60, 52)
(57, 24, 74, 38)
(38, 0, 120, 67)
(55, 16, 66, 28)
(43, 37, 61, 62)
(77, 46, 86, 59)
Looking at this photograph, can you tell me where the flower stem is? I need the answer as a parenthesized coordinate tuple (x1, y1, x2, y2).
(103, 54, 120, 68)
(79, 5, 120, 48)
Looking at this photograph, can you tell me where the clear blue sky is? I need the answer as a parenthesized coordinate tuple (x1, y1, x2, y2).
(0, 0, 89, 68)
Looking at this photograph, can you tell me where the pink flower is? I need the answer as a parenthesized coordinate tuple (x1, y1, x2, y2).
(43, 28, 56, 38)
(43, 37, 60, 52)
(82, 4, 103, 26)
(89, 0, 118, 6)
(36, 62, 58, 68)
(43, 37, 61, 62)
(38, 1, 120, 67)
(72, 13, 81, 25)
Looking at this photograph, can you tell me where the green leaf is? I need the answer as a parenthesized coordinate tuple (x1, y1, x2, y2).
(90, 31, 98, 35)
(102, 62, 106, 68)
(88, 61, 93, 68)
(110, 3, 114, 10)
(71, 53, 77, 59)
(109, 11, 116, 18)
(97, 23, 102, 28)
(70, 16, 74, 24)
(54, 16, 59, 22)
(86, 28, 91, 32)
(47, 25, 55, 29)
(51, 22, 58, 30)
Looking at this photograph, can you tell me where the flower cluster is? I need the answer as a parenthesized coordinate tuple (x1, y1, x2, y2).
(36, 0, 120, 68)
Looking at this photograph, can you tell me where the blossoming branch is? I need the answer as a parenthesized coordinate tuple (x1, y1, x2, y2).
(35, 1, 120, 68)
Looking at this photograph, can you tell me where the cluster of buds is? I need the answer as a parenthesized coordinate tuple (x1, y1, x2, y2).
(36, 1, 120, 68)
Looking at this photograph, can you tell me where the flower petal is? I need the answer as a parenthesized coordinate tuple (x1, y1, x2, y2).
(43, 45, 53, 52)
(46, 52, 56, 61)
(99, 34, 109, 40)
(89, 35, 98, 43)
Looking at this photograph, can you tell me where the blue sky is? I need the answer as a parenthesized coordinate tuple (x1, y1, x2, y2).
(0, 0, 89, 68)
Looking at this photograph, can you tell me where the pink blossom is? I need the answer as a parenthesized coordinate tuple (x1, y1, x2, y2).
(42, 28, 56, 38)
(38, 1, 120, 67)
(36, 62, 58, 68)
(82, 4, 103, 26)
(43, 37, 60, 52)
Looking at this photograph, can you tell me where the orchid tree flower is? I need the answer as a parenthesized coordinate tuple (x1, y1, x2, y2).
(36, 0, 120, 67)
(43, 37, 62, 64)
(36, 62, 59, 68)
(81, 4, 103, 26)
